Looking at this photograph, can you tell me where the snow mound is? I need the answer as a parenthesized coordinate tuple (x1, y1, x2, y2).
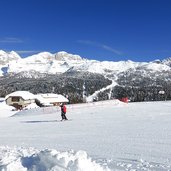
(0, 146, 111, 171)
(0, 101, 16, 118)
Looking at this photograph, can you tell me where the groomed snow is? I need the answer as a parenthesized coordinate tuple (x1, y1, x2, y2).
(0, 100, 171, 170)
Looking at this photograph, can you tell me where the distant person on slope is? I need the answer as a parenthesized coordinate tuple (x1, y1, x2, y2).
(60, 103, 68, 121)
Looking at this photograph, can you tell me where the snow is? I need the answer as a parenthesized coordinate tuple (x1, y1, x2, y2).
(88, 60, 145, 74)
(5, 91, 35, 100)
(0, 97, 5, 102)
(1, 100, 171, 170)
(144, 62, 171, 71)
(0, 50, 20, 64)
(35, 93, 69, 105)
(1, 50, 171, 77)
(0, 101, 17, 118)
(23, 103, 39, 110)
(86, 80, 117, 102)
(0, 147, 110, 171)
(55, 51, 83, 61)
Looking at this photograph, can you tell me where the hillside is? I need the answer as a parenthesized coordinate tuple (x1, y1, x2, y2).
(1, 50, 171, 103)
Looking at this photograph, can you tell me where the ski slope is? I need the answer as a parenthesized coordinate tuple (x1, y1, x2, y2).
(0, 100, 171, 170)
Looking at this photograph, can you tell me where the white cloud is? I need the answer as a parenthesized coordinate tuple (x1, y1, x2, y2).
(77, 40, 123, 55)
(15, 50, 40, 54)
(102, 45, 122, 55)
(0, 37, 23, 43)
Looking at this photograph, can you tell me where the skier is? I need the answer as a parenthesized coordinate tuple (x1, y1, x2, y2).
(60, 103, 68, 121)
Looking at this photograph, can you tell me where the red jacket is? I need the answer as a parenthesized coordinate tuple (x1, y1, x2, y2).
(61, 105, 66, 113)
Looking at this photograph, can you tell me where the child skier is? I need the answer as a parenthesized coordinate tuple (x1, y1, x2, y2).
(60, 103, 68, 121)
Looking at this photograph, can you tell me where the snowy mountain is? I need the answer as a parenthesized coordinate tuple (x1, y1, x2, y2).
(1, 50, 171, 103)
(0, 50, 21, 65)
(0, 50, 171, 77)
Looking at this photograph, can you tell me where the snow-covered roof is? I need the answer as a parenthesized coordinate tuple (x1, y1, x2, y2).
(5, 91, 35, 100)
(35, 93, 69, 104)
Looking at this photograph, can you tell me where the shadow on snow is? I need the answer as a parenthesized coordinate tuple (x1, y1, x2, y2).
(21, 120, 58, 124)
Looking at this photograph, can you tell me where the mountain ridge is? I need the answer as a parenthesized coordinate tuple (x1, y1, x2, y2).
(1, 50, 171, 103)
(0, 50, 171, 77)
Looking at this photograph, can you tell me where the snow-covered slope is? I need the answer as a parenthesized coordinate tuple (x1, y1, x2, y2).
(6, 51, 88, 75)
(0, 50, 21, 76)
(0, 50, 171, 77)
(0, 50, 21, 65)
(1, 100, 171, 170)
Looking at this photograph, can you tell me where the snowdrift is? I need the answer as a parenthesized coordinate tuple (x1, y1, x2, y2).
(0, 146, 170, 171)
(0, 146, 110, 171)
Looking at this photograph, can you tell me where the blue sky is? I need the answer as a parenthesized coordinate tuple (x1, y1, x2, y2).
(0, 0, 171, 62)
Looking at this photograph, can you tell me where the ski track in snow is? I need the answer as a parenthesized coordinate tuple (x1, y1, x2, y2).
(86, 80, 117, 102)
(1, 100, 171, 170)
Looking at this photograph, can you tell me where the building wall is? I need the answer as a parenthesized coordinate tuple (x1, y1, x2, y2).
(6, 97, 35, 109)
